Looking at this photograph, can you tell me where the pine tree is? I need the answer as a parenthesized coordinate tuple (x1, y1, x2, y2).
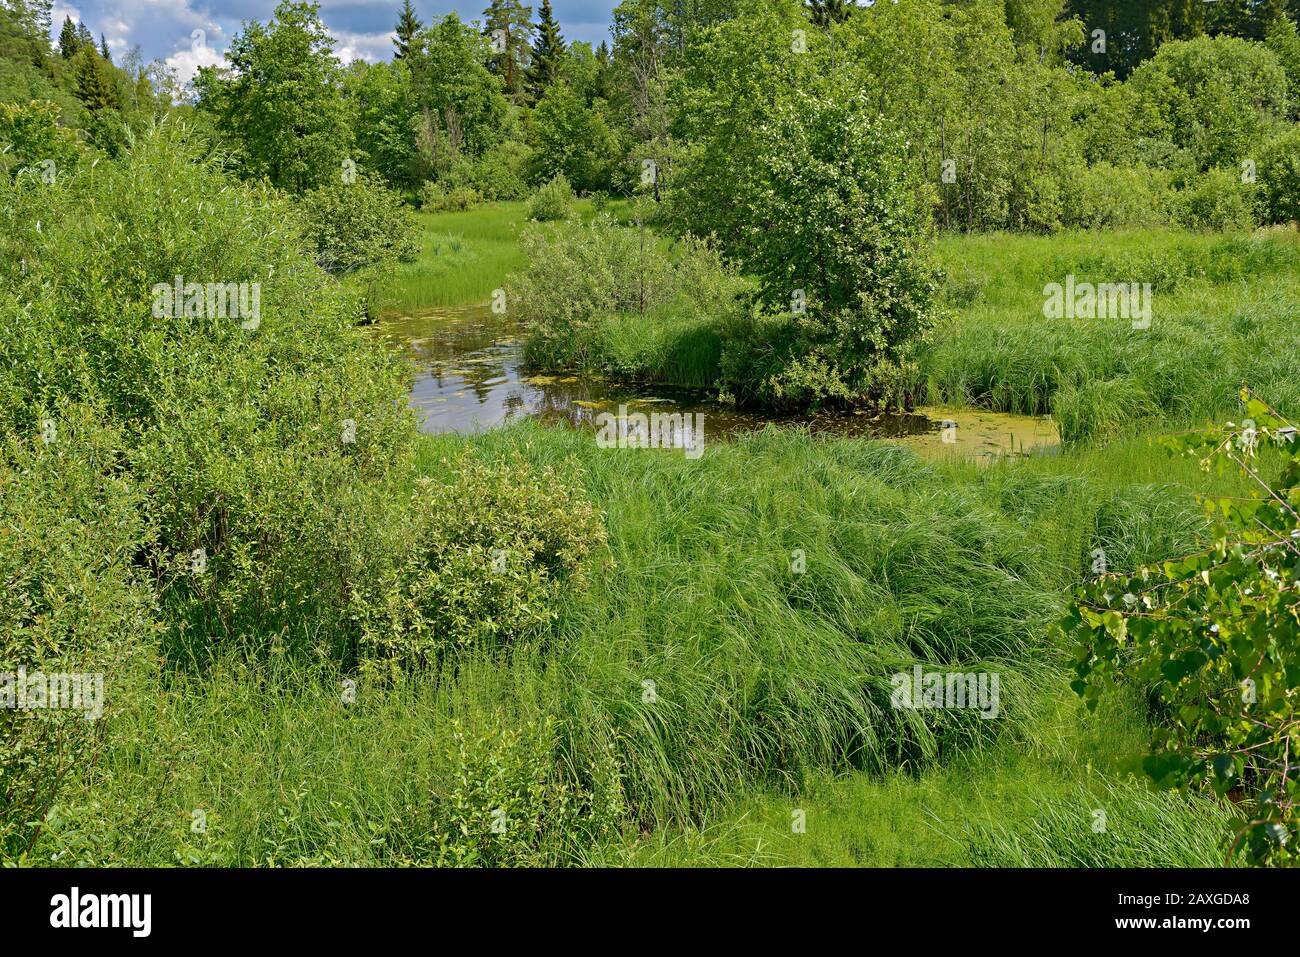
(100, 33, 111, 63)
(58, 16, 79, 58)
(394, 0, 421, 59)
(33, 0, 52, 36)
(526, 0, 565, 100)
(482, 0, 534, 103)
(7, 0, 54, 39)
(1205, 0, 1288, 40)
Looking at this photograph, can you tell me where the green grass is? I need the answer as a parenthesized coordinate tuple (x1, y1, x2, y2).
(371, 203, 531, 314)
(590, 688, 1236, 867)
(371, 198, 633, 315)
(37, 417, 1249, 866)
(925, 227, 1300, 441)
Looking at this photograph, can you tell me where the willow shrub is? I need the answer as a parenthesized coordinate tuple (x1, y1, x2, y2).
(524, 172, 576, 222)
(353, 451, 609, 677)
(510, 214, 749, 380)
(0, 406, 159, 859)
(2, 122, 611, 674)
(0, 120, 418, 661)
(298, 169, 420, 274)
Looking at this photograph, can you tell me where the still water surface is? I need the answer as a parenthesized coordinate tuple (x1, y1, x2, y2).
(375, 305, 1059, 460)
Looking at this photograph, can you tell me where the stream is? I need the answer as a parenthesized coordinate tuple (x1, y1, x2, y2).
(375, 304, 1060, 460)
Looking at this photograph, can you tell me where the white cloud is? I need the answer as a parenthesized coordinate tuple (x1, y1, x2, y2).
(332, 29, 396, 65)
(164, 42, 225, 85)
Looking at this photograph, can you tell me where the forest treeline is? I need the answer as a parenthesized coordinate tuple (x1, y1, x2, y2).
(3, 0, 1300, 234)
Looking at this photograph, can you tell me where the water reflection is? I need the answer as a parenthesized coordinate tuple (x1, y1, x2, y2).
(374, 304, 1059, 459)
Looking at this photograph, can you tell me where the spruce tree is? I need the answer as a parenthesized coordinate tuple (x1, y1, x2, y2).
(74, 47, 117, 112)
(58, 16, 78, 58)
(394, 0, 421, 59)
(527, 0, 565, 101)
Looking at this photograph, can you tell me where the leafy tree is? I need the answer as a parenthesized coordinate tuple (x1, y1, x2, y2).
(1127, 34, 1289, 170)
(725, 89, 941, 410)
(1002, 0, 1086, 62)
(194, 1, 353, 193)
(673, 9, 942, 409)
(1066, 390, 1300, 865)
(670, 0, 818, 232)
(527, 80, 617, 192)
(482, 0, 534, 103)
(1206, 0, 1291, 42)
(344, 59, 420, 190)
(394, 0, 421, 59)
(409, 13, 509, 171)
(527, 0, 565, 101)
(807, 0, 850, 28)
(1266, 13, 1300, 118)
(561, 41, 609, 103)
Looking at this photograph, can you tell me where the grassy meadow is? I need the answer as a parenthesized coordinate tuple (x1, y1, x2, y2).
(372, 200, 633, 315)
(16, 197, 1282, 868)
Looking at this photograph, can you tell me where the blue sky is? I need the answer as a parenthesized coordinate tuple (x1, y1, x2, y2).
(51, 0, 619, 81)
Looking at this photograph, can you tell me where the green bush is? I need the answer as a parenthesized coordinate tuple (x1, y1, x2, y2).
(1174, 167, 1260, 232)
(1065, 164, 1176, 230)
(400, 715, 624, 866)
(354, 451, 608, 673)
(0, 100, 83, 179)
(1257, 126, 1300, 225)
(509, 215, 748, 381)
(0, 120, 418, 662)
(420, 179, 483, 212)
(525, 172, 575, 222)
(298, 169, 419, 274)
(457, 139, 533, 201)
(526, 82, 618, 193)
(0, 406, 159, 859)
